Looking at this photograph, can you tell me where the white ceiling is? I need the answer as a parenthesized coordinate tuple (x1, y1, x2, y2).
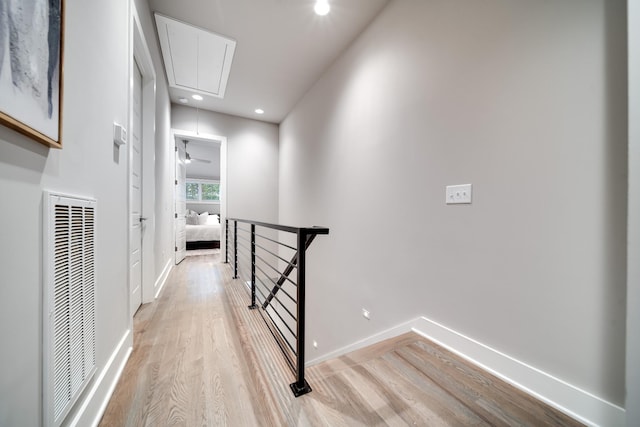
(148, 0, 390, 123)
(184, 139, 221, 180)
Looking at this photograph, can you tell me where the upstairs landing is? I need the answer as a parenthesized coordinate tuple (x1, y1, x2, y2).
(100, 253, 582, 426)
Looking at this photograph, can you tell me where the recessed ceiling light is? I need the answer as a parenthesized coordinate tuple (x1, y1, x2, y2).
(255, 108, 264, 114)
(192, 94, 203, 101)
(314, 0, 330, 15)
(178, 97, 188, 104)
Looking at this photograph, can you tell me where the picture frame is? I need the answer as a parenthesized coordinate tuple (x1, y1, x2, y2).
(0, 0, 64, 148)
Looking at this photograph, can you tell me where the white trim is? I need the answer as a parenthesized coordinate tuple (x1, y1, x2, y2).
(154, 259, 173, 299)
(67, 329, 133, 427)
(172, 129, 225, 144)
(154, 13, 236, 99)
(627, 0, 640, 425)
(129, 2, 158, 308)
(186, 200, 221, 205)
(307, 316, 625, 427)
(220, 134, 228, 261)
(410, 317, 624, 427)
(306, 319, 414, 367)
(186, 178, 220, 184)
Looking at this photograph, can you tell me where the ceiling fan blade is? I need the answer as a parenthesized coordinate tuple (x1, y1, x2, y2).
(191, 158, 211, 163)
(183, 141, 212, 164)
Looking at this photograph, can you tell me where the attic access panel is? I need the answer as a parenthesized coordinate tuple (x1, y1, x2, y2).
(155, 14, 236, 99)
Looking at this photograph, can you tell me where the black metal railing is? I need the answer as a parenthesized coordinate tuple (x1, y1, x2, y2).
(224, 218, 329, 397)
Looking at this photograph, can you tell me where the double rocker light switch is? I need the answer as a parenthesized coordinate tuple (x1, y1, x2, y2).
(446, 184, 472, 204)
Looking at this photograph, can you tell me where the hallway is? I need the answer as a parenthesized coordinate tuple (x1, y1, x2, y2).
(100, 252, 583, 426)
(99, 251, 260, 425)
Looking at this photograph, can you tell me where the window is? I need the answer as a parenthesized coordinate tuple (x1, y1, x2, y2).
(186, 183, 200, 200)
(201, 183, 220, 201)
(185, 180, 220, 202)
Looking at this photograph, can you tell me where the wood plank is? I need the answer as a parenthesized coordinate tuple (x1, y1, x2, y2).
(99, 251, 584, 427)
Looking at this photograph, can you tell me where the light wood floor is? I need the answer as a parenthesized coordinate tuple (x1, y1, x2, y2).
(99, 252, 583, 426)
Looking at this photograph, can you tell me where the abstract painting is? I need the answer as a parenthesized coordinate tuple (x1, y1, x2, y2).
(0, 0, 63, 148)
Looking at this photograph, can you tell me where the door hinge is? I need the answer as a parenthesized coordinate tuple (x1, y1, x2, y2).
(175, 213, 178, 218)
(175, 179, 178, 185)
(175, 246, 178, 252)
(175, 146, 178, 152)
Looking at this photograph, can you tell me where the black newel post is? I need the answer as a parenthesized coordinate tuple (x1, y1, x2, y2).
(290, 228, 312, 397)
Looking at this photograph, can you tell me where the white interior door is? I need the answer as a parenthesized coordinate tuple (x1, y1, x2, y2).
(175, 141, 187, 264)
(129, 61, 144, 317)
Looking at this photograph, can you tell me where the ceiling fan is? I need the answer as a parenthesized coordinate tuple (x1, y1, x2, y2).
(183, 139, 211, 164)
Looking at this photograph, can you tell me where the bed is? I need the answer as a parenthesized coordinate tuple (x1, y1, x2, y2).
(186, 211, 221, 249)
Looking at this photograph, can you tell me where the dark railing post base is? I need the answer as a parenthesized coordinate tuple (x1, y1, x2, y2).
(289, 380, 312, 397)
(248, 304, 258, 310)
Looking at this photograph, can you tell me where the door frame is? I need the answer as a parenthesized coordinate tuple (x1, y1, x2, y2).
(627, 0, 640, 424)
(174, 138, 187, 264)
(171, 129, 227, 261)
(128, 3, 156, 319)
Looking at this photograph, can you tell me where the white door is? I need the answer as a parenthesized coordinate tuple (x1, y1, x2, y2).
(130, 61, 143, 317)
(175, 142, 187, 264)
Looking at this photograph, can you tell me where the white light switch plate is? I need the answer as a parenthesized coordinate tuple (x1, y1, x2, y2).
(446, 184, 472, 204)
(113, 122, 127, 146)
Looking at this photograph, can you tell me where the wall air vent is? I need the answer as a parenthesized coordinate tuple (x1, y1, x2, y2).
(155, 13, 236, 99)
(43, 192, 97, 427)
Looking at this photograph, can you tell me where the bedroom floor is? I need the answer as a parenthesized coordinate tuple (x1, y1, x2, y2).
(185, 248, 220, 257)
(99, 252, 583, 426)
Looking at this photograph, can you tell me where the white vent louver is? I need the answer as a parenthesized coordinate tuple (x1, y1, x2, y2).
(44, 192, 97, 427)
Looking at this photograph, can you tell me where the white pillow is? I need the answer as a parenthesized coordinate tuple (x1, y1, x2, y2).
(186, 212, 198, 225)
(205, 215, 219, 225)
(197, 212, 209, 225)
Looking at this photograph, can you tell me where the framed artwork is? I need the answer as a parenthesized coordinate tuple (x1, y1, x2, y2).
(0, 0, 64, 148)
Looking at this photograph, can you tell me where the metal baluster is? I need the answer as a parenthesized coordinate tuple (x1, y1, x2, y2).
(233, 220, 238, 279)
(225, 218, 229, 264)
(249, 224, 257, 309)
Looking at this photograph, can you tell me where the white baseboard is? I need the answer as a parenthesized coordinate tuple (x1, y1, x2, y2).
(306, 318, 415, 366)
(410, 317, 625, 427)
(307, 316, 625, 427)
(67, 329, 133, 427)
(154, 259, 173, 299)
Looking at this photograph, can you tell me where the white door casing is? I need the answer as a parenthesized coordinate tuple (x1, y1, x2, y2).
(131, 2, 157, 305)
(175, 141, 187, 264)
(627, 1, 640, 424)
(172, 130, 227, 262)
(129, 60, 144, 317)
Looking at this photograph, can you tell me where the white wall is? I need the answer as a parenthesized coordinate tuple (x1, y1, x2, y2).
(187, 202, 220, 214)
(0, 0, 172, 424)
(172, 106, 279, 223)
(627, 0, 640, 425)
(280, 0, 627, 418)
(0, 0, 133, 425)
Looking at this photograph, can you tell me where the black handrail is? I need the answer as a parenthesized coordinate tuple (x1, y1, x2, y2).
(225, 217, 329, 397)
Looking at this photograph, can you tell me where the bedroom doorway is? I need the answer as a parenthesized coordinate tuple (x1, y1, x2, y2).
(172, 130, 227, 264)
